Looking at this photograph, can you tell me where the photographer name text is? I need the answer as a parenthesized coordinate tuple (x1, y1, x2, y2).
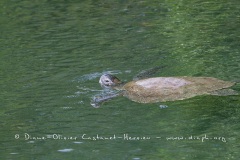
(14, 133, 227, 143)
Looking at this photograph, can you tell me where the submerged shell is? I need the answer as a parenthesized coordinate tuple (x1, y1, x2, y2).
(122, 77, 236, 103)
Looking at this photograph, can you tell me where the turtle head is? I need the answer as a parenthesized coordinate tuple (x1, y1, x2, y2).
(99, 74, 122, 88)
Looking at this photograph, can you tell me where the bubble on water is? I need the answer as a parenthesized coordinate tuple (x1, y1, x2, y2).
(58, 148, 74, 152)
(159, 105, 168, 109)
(73, 141, 83, 144)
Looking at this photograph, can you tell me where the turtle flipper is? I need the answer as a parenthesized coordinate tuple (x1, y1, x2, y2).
(90, 92, 122, 108)
(133, 66, 166, 80)
(208, 88, 239, 96)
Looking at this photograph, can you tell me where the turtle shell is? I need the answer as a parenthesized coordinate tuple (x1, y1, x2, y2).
(122, 77, 235, 103)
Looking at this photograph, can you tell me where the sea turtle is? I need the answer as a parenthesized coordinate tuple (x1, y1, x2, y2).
(91, 74, 238, 108)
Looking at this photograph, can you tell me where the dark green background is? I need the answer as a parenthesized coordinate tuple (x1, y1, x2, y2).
(1, 0, 240, 159)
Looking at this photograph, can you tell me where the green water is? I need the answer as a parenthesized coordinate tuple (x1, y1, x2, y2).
(1, 0, 240, 159)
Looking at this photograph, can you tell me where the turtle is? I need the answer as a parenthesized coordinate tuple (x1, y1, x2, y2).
(91, 74, 238, 108)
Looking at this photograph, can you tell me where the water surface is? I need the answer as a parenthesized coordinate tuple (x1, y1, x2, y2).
(1, 0, 240, 159)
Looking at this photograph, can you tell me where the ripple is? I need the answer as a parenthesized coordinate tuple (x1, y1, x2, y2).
(73, 70, 122, 83)
(73, 72, 102, 83)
